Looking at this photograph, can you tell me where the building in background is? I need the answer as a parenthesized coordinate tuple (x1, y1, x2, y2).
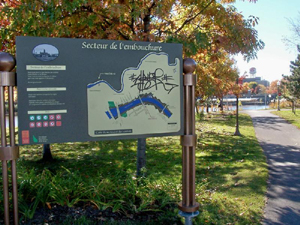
(243, 76, 270, 87)
(243, 67, 270, 87)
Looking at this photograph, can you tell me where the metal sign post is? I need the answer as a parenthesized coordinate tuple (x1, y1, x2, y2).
(178, 58, 200, 224)
(0, 52, 19, 225)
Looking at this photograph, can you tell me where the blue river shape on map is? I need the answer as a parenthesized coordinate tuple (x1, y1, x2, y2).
(107, 95, 172, 120)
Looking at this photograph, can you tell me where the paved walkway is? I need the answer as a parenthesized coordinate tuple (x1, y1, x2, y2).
(245, 110, 300, 225)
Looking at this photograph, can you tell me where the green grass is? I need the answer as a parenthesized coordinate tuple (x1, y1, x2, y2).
(0, 113, 268, 224)
(195, 113, 268, 224)
(271, 110, 300, 129)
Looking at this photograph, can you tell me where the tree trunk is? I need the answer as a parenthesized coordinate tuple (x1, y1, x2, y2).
(292, 100, 296, 114)
(234, 95, 241, 136)
(137, 138, 146, 177)
(42, 144, 53, 161)
(195, 98, 199, 115)
(219, 98, 224, 111)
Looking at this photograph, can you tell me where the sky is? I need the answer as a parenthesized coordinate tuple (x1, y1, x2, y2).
(233, 0, 300, 83)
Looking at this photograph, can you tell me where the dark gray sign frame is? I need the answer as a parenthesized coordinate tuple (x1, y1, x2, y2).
(16, 36, 183, 145)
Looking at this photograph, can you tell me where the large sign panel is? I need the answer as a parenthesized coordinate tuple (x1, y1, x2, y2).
(16, 36, 183, 145)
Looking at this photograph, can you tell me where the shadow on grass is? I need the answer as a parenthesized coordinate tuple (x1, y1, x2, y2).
(202, 113, 255, 128)
(18, 138, 182, 180)
(0, 114, 267, 224)
(193, 113, 267, 224)
(4, 139, 184, 224)
(196, 132, 267, 195)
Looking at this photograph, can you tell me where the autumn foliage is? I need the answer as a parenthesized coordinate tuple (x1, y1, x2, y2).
(0, 0, 264, 99)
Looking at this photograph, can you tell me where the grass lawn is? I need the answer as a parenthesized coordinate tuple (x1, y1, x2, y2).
(271, 110, 300, 129)
(0, 113, 268, 224)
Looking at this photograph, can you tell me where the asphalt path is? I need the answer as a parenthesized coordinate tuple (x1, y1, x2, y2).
(245, 110, 300, 225)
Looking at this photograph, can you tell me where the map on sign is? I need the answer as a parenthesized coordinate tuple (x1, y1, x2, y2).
(87, 52, 181, 137)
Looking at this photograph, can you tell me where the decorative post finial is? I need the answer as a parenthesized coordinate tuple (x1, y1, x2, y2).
(183, 58, 196, 74)
(0, 52, 16, 72)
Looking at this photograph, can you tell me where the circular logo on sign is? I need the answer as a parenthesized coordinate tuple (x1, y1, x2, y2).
(32, 44, 59, 62)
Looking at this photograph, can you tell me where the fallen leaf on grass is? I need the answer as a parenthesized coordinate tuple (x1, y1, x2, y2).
(46, 202, 51, 209)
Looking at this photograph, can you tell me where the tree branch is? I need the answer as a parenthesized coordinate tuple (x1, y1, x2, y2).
(175, 0, 215, 34)
(143, 1, 156, 41)
(103, 19, 130, 40)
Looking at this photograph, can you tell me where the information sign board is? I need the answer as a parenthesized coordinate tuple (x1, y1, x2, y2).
(16, 36, 183, 145)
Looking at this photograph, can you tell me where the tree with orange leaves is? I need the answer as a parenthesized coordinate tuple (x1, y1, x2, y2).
(1, 0, 263, 99)
(267, 80, 280, 94)
(241, 82, 250, 95)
